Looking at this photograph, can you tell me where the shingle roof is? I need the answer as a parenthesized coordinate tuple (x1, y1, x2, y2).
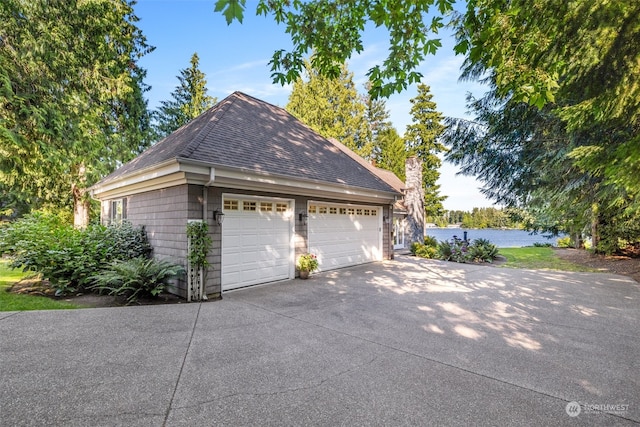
(97, 91, 398, 195)
(373, 167, 405, 194)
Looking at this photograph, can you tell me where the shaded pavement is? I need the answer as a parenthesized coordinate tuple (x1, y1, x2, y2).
(1, 255, 638, 426)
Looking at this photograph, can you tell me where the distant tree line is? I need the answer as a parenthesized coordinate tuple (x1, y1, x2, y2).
(427, 207, 522, 229)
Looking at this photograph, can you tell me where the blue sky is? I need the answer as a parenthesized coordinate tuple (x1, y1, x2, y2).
(133, 0, 494, 211)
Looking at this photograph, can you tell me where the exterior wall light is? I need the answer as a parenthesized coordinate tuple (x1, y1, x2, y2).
(213, 209, 225, 226)
(299, 211, 308, 225)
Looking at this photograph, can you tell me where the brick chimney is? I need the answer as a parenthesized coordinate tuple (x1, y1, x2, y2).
(405, 156, 424, 244)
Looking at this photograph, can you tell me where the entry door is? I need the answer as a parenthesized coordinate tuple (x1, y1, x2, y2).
(221, 196, 293, 291)
(393, 217, 406, 249)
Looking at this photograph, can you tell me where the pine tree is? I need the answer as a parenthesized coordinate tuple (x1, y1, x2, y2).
(376, 127, 407, 181)
(0, 0, 154, 227)
(404, 84, 447, 216)
(154, 53, 217, 138)
(286, 61, 372, 158)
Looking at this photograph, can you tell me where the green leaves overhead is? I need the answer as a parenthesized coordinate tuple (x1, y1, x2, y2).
(215, 0, 455, 98)
(214, 0, 246, 24)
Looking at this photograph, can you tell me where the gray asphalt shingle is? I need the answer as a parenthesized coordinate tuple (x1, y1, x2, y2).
(97, 92, 398, 195)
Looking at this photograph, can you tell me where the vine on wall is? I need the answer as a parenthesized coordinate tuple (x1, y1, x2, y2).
(186, 220, 212, 270)
(186, 220, 212, 301)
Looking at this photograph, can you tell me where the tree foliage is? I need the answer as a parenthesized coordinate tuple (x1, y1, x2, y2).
(375, 127, 407, 182)
(286, 61, 372, 158)
(154, 52, 217, 138)
(444, 0, 640, 253)
(214, 0, 454, 98)
(362, 82, 407, 178)
(0, 0, 153, 226)
(405, 84, 446, 217)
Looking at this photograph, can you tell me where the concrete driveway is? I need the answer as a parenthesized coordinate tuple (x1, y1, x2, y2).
(1, 255, 638, 426)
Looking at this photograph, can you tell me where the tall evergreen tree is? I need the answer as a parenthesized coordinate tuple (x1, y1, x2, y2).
(0, 0, 154, 227)
(154, 53, 217, 138)
(361, 81, 408, 181)
(404, 84, 447, 217)
(376, 127, 407, 181)
(444, 0, 640, 253)
(362, 82, 391, 139)
(286, 60, 372, 158)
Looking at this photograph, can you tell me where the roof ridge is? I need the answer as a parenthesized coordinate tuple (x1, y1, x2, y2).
(179, 92, 238, 159)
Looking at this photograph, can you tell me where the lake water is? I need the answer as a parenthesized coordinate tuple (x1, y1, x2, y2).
(424, 227, 559, 248)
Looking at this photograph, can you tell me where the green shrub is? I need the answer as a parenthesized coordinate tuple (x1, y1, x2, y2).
(436, 237, 498, 263)
(90, 258, 184, 304)
(533, 242, 553, 247)
(437, 236, 472, 262)
(436, 239, 453, 261)
(415, 244, 437, 259)
(423, 235, 438, 247)
(468, 239, 499, 263)
(410, 236, 439, 259)
(556, 236, 572, 248)
(0, 213, 153, 294)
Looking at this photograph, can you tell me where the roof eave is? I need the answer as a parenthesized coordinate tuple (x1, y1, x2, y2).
(90, 158, 400, 204)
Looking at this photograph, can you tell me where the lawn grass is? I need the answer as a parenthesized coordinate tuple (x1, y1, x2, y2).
(0, 259, 80, 311)
(498, 247, 597, 272)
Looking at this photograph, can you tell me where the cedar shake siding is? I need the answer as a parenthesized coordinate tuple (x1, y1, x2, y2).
(121, 185, 194, 296)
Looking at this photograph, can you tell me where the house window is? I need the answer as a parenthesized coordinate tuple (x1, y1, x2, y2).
(329, 207, 337, 214)
(243, 201, 257, 211)
(308, 205, 317, 214)
(224, 199, 239, 211)
(371, 209, 377, 216)
(276, 203, 288, 212)
(364, 209, 371, 216)
(347, 208, 355, 215)
(319, 206, 328, 214)
(356, 209, 363, 215)
(109, 199, 125, 224)
(260, 202, 273, 212)
(339, 208, 347, 215)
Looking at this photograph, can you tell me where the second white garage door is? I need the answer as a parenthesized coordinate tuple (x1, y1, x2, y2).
(221, 196, 294, 291)
(308, 202, 383, 271)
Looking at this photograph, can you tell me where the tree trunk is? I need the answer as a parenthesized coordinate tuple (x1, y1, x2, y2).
(73, 185, 90, 229)
(72, 163, 90, 229)
(591, 203, 600, 251)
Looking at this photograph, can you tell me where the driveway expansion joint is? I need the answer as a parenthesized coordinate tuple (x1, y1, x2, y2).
(162, 302, 203, 427)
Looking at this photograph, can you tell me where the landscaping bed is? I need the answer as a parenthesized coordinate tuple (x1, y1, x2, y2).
(554, 247, 640, 283)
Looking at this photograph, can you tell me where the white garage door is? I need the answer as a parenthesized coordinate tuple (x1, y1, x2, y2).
(222, 196, 293, 291)
(308, 202, 383, 271)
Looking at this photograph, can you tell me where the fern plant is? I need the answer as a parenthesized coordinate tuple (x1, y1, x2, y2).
(90, 258, 184, 304)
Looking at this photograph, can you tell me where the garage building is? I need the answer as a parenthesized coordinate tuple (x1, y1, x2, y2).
(90, 92, 401, 299)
